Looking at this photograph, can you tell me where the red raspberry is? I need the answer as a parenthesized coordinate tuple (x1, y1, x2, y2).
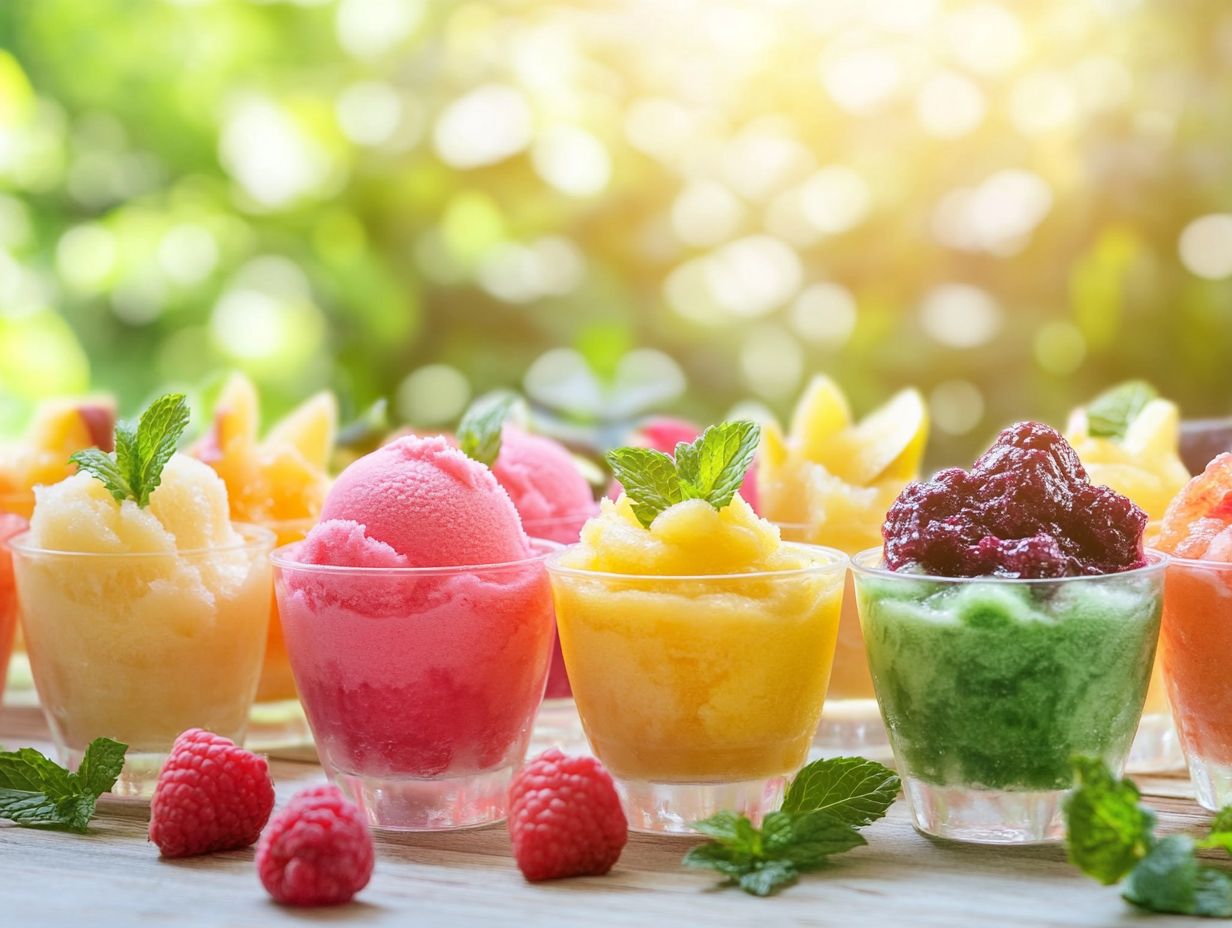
(148, 729, 275, 858)
(508, 749, 627, 881)
(257, 786, 374, 907)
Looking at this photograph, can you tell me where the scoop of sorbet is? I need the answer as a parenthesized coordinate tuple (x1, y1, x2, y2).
(882, 421, 1147, 578)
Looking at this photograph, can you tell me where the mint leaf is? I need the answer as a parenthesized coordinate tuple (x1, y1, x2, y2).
(605, 447, 683, 528)
(1121, 835, 1232, 916)
(0, 738, 127, 833)
(1200, 807, 1232, 855)
(683, 755, 890, 897)
(1086, 381, 1158, 440)
(608, 419, 759, 528)
(457, 391, 518, 466)
(130, 393, 190, 506)
(68, 449, 131, 503)
(72, 394, 189, 508)
(738, 861, 798, 897)
(678, 420, 760, 511)
(782, 756, 900, 826)
(1064, 756, 1154, 885)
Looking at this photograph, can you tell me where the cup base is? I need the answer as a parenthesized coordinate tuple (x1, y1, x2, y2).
(811, 698, 892, 762)
(903, 777, 1065, 844)
(245, 699, 315, 756)
(1187, 756, 1232, 812)
(1126, 712, 1184, 774)
(331, 763, 516, 831)
(531, 698, 589, 755)
(67, 747, 166, 801)
(617, 776, 786, 834)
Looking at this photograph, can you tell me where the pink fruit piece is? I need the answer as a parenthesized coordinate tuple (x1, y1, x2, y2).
(1156, 453, 1232, 561)
(883, 421, 1147, 578)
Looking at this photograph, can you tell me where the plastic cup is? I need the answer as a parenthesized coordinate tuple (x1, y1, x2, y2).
(853, 548, 1165, 844)
(547, 543, 847, 834)
(272, 540, 557, 831)
(9, 524, 275, 798)
(1160, 555, 1232, 810)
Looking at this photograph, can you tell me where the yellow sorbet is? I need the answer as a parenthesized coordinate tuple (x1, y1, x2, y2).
(1065, 398, 1190, 522)
(12, 454, 272, 763)
(756, 376, 927, 701)
(552, 494, 844, 782)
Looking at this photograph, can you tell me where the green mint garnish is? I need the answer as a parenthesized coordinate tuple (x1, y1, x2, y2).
(70, 393, 190, 508)
(683, 756, 899, 897)
(457, 391, 518, 467)
(0, 737, 127, 833)
(1086, 380, 1158, 441)
(606, 420, 760, 529)
(1065, 756, 1232, 916)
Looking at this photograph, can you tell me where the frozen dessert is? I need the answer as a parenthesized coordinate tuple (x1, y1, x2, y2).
(0, 513, 25, 694)
(1154, 454, 1232, 809)
(855, 422, 1163, 843)
(1065, 381, 1190, 521)
(548, 421, 845, 831)
(193, 372, 337, 723)
(757, 376, 927, 749)
(1065, 381, 1190, 771)
(9, 394, 272, 796)
(273, 435, 554, 829)
(0, 397, 116, 517)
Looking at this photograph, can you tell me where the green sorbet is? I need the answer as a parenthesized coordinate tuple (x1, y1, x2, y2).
(857, 572, 1162, 791)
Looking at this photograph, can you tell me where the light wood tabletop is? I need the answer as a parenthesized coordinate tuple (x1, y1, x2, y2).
(0, 703, 1217, 928)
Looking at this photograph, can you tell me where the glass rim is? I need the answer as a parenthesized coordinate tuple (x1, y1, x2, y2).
(271, 536, 561, 576)
(6, 522, 277, 560)
(1161, 551, 1232, 572)
(849, 546, 1169, 583)
(544, 541, 849, 583)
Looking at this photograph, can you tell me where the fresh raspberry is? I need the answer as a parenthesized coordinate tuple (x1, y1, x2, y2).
(257, 786, 374, 907)
(148, 728, 275, 858)
(508, 749, 627, 882)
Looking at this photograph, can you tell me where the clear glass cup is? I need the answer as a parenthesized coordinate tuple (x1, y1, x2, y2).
(272, 539, 557, 831)
(9, 524, 275, 798)
(1127, 520, 1184, 773)
(547, 543, 847, 834)
(853, 548, 1165, 844)
(0, 490, 36, 706)
(1160, 556, 1232, 810)
(245, 516, 316, 754)
(777, 522, 888, 760)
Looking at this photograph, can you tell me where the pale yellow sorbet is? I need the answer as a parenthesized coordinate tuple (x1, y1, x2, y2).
(15, 454, 272, 758)
(552, 494, 843, 782)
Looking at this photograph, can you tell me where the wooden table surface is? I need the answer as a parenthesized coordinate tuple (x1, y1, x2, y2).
(0, 701, 1219, 928)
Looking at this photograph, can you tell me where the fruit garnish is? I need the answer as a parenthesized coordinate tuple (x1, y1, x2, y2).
(508, 749, 627, 882)
(606, 420, 759, 528)
(257, 785, 374, 907)
(1065, 757, 1232, 917)
(683, 756, 899, 897)
(787, 376, 851, 464)
(0, 737, 127, 832)
(1086, 380, 1158, 441)
(883, 421, 1147, 578)
(456, 391, 518, 466)
(70, 393, 190, 508)
(1156, 454, 1232, 561)
(148, 729, 275, 859)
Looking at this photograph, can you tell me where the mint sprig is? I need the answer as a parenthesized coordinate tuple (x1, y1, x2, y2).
(70, 393, 190, 507)
(683, 756, 899, 897)
(607, 420, 760, 528)
(0, 737, 127, 832)
(457, 391, 518, 467)
(1086, 381, 1158, 440)
(1065, 756, 1232, 916)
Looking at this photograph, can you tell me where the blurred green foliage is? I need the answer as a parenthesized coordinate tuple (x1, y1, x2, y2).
(1, 0, 1231, 466)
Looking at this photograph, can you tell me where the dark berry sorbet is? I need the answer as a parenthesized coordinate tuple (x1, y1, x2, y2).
(883, 421, 1147, 578)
